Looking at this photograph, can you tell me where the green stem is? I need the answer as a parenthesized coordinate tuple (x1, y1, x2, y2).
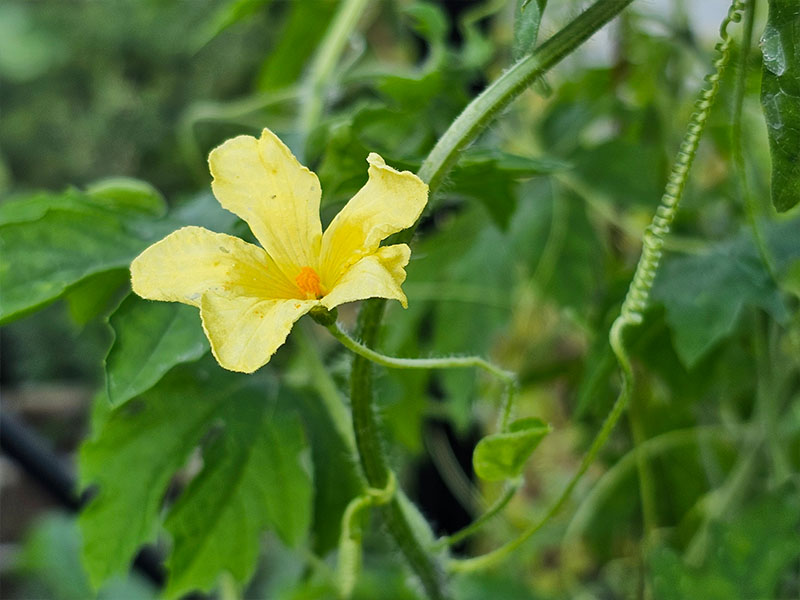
(684, 316, 778, 564)
(449, 389, 629, 573)
(415, 0, 636, 196)
(627, 395, 658, 540)
(328, 322, 515, 384)
(436, 481, 521, 549)
(348, 301, 449, 600)
(564, 425, 750, 541)
(297, 0, 370, 154)
(753, 314, 790, 481)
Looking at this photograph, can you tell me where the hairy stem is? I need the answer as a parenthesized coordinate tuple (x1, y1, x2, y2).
(328, 321, 515, 384)
(348, 301, 449, 599)
(416, 0, 636, 197)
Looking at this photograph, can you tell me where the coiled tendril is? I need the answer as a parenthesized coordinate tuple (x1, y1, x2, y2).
(445, 0, 748, 575)
(611, 0, 745, 371)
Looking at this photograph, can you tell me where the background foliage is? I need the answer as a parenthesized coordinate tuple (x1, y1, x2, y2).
(1, 0, 799, 599)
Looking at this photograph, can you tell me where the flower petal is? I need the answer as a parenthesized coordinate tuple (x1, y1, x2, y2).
(200, 293, 317, 373)
(321, 244, 412, 310)
(209, 128, 323, 279)
(319, 153, 427, 287)
(130, 226, 298, 306)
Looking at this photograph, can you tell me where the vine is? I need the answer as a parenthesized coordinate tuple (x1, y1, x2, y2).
(344, 2, 636, 597)
(448, 0, 745, 574)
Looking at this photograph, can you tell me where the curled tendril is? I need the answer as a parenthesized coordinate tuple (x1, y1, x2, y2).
(445, 0, 748, 576)
(611, 0, 745, 361)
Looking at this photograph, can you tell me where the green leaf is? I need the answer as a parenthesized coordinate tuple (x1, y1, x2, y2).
(782, 259, 800, 297)
(164, 396, 311, 599)
(458, 0, 503, 70)
(0, 186, 164, 324)
(760, 0, 800, 212)
(652, 224, 795, 368)
(81, 359, 313, 595)
(473, 417, 551, 481)
(512, 0, 547, 62)
(17, 514, 97, 600)
(104, 295, 209, 407)
(79, 359, 275, 588)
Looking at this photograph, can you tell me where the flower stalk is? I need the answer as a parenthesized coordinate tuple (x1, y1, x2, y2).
(326, 321, 516, 385)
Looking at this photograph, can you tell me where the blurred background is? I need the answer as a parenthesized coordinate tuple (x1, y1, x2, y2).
(2, 0, 798, 599)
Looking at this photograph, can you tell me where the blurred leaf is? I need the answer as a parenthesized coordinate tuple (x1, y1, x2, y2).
(458, 0, 503, 70)
(292, 386, 363, 554)
(65, 269, 129, 326)
(454, 570, 542, 599)
(80, 358, 309, 594)
(765, 214, 800, 272)
(652, 222, 797, 368)
(536, 67, 628, 158)
(17, 514, 97, 600)
(256, 0, 338, 91)
(194, 0, 272, 51)
(649, 490, 800, 599)
(473, 417, 550, 481)
(85, 178, 167, 217)
(0, 3, 63, 82)
(164, 397, 311, 599)
(0, 188, 160, 324)
(167, 191, 242, 234)
(16, 514, 155, 600)
(513, 184, 608, 315)
(782, 259, 800, 297)
(0, 186, 239, 326)
(449, 148, 568, 228)
(104, 295, 209, 407)
(512, 0, 546, 62)
(760, 0, 800, 212)
(403, 2, 449, 63)
(572, 139, 665, 206)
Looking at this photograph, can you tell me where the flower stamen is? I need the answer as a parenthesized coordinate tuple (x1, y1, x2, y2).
(295, 266, 324, 299)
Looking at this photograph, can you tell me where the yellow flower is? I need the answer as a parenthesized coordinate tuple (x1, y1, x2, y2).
(131, 128, 428, 373)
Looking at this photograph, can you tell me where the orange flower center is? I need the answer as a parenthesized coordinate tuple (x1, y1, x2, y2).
(295, 266, 324, 299)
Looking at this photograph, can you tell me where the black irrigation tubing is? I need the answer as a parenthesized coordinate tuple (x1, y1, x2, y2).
(0, 411, 166, 588)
